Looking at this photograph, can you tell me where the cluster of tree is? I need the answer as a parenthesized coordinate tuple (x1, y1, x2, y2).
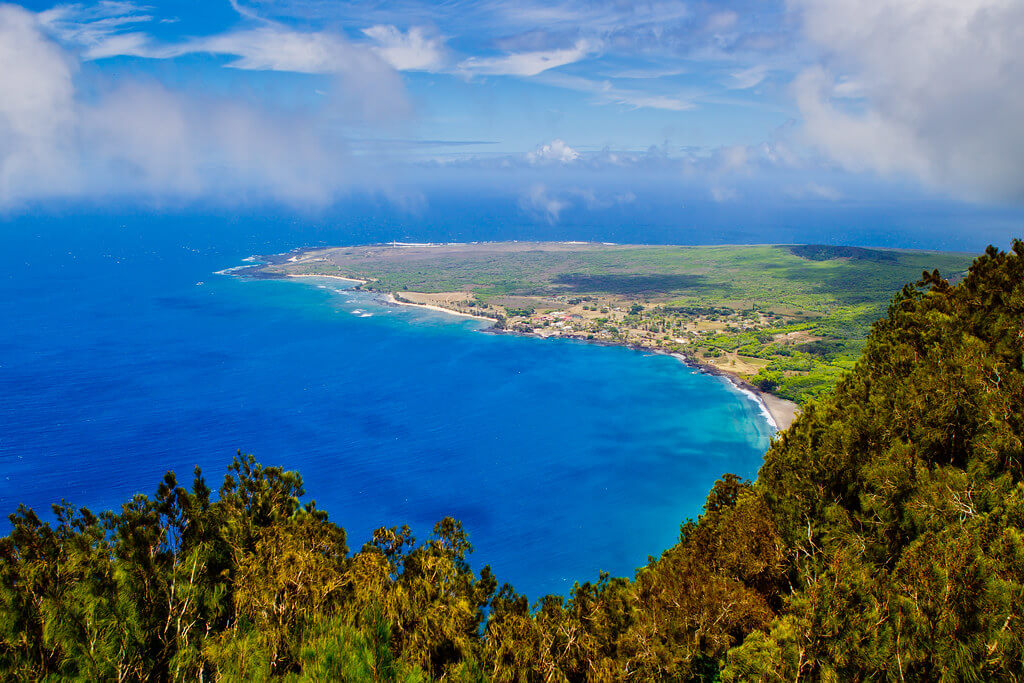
(0, 456, 498, 681)
(502, 307, 535, 318)
(4, 242, 1024, 680)
(788, 244, 898, 263)
(661, 305, 737, 318)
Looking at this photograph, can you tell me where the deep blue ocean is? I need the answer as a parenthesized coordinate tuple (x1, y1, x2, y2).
(0, 201, 1017, 597)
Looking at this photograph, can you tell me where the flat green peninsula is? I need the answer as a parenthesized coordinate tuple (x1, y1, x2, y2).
(254, 242, 974, 415)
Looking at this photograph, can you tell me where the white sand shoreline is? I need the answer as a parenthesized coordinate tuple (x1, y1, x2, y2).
(730, 381, 780, 430)
(731, 381, 799, 432)
(385, 294, 498, 323)
(286, 273, 369, 285)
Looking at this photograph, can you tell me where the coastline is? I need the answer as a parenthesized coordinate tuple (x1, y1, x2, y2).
(250, 260, 801, 433)
(285, 273, 369, 285)
(384, 294, 498, 323)
(655, 350, 799, 431)
(284, 274, 501, 324)
(682, 359, 798, 432)
(716, 373, 798, 432)
(484, 327, 799, 432)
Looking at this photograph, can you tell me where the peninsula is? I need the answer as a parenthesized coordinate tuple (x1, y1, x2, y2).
(246, 242, 974, 429)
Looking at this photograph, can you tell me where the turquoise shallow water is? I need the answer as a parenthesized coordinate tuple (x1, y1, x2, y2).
(0, 214, 773, 598)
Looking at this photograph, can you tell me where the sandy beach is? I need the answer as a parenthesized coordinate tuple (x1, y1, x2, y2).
(286, 273, 369, 285)
(385, 294, 498, 322)
(758, 391, 800, 431)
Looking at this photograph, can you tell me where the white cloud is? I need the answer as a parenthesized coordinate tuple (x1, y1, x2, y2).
(458, 39, 598, 77)
(38, 3, 411, 120)
(0, 5, 78, 201)
(37, 1, 725, 121)
(527, 139, 579, 164)
(38, 4, 414, 124)
(520, 183, 569, 223)
(38, 1, 153, 49)
(609, 92, 693, 111)
(175, 28, 414, 122)
(729, 64, 768, 90)
(717, 145, 750, 174)
(705, 11, 738, 33)
(793, 67, 926, 179)
(517, 183, 639, 223)
(603, 66, 686, 80)
(0, 5, 409, 206)
(78, 82, 346, 201)
(491, 1, 691, 37)
(569, 187, 636, 210)
(785, 182, 843, 201)
(710, 186, 738, 202)
(185, 28, 385, 74)
(830, 76, 863, 98)
(429, 139, 808, 184)
(362, 25, 446, 71)
(538, 72, 694, 111)
(791, 0, 1024, 202)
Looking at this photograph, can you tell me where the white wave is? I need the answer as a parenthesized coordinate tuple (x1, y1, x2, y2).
(729, 382, 778, 430)
(213, 264, 252, 275)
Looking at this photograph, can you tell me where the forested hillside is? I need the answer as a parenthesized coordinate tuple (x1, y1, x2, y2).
(3, 242, 1024, 681)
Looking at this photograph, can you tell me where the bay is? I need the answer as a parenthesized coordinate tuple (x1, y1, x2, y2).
(0, 210, 773, 598)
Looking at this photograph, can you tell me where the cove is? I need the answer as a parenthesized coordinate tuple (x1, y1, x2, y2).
(0, 224, 773, 599)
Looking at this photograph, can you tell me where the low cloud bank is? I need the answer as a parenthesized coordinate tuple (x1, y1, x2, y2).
(0, 4, 410, 207)
(792, 0, 1024, 203)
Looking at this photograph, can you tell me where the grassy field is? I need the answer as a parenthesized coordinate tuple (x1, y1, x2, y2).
(260, 242, 975, 403)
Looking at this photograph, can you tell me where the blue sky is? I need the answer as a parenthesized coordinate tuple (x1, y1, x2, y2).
(1, 0, 1023, 232)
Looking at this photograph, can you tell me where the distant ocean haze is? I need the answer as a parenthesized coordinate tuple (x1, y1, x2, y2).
(1, 203, 991, 596)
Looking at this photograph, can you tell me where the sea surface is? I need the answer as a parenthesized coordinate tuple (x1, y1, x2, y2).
(3, 202, 1001, 597)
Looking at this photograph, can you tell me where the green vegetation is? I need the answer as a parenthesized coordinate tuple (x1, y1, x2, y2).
(265, 243, 973, 402)
(6, 242, 1024, 680)
(787, 244, 898, 262)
